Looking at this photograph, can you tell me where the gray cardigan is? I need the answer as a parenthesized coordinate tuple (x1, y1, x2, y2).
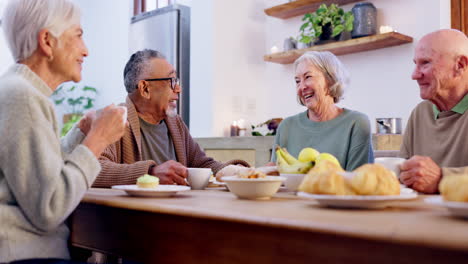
(0, 64, 100, 262)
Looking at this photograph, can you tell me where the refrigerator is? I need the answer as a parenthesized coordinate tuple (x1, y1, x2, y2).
(129, 5, 191, 127)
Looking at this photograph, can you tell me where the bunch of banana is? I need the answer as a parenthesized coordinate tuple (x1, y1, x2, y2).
(276, 146, 313, 174)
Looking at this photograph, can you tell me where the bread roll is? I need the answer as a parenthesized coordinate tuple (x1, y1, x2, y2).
(298, 160, 353, 195)
(350, 164, 400, 195)
(299, 162, 400, 196)
(439, 175, 468, 202)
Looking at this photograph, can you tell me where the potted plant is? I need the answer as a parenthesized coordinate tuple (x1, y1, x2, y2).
(51, 84, 98, 136)
(297, 29, 314, 49)
(299, 3, 354, 44)
(251, 118, 283, 136)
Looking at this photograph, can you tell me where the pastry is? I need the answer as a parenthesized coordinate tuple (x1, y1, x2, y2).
(298, 160, 352, 195)
(215, 165, 251, 182)
(350, 164, 400, 195)
(299, 161, 400, 196)
(238, 168, 267, 179)
(137, 174, 159, 188)
(439, 175, 468, 202)
(256, 166, 280, 176)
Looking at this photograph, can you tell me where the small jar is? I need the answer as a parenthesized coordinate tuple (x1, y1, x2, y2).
(283, 38, 296, 51)
(351, 2, 377, 38)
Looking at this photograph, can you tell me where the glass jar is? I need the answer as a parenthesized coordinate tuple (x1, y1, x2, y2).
(351, 2, 377, 38)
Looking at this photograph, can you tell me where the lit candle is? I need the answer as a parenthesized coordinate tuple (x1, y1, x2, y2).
(270, 45, 279, 53)
(237, 119, 246, 136)
(230, 121, 239, 137)
(379, 25, 394, 34)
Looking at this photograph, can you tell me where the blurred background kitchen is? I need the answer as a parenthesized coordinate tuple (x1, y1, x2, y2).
(0, 0, 456, 164)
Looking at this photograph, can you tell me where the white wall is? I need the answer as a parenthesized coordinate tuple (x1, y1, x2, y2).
(0, 0, 131, 121)
(190, 0, 214, 136)
(190, 0, 269, 137)
(71, 0, 130, 110)
(0, 0, 14, 75)
(0, 28, 13, 75)
(190, 0, 451, 136)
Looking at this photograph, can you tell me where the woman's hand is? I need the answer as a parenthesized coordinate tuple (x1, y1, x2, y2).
(77, 110, 96, 135)
(82, 104, 127, 157)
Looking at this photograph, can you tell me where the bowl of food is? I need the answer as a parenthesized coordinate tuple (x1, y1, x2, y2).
(280, 173, 306, 192)
(222, 175, 286, 200)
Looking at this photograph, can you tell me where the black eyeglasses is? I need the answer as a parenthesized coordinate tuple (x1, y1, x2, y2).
(144, 77, 180, 90)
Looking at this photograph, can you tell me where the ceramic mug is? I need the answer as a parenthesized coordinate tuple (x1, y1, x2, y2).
(187, 168, 212, 190)
(375, 157, 406, 178)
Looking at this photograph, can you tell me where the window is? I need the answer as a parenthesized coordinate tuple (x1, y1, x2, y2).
(133, 0, 173, 16)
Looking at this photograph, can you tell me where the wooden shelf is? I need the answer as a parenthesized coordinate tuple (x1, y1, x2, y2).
(265, 0, 360, 19)
(264, 32, 413, 64)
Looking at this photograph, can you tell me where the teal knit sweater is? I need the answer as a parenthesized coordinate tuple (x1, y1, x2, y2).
(272, 109, 374, 171)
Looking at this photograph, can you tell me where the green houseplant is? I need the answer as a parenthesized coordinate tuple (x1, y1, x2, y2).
(299, 3, 354, 44)
(51, 85, 98, 136)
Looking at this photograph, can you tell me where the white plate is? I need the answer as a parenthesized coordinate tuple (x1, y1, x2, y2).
(425, 196, 468, 219)
(112, 184, 190, 197)
(213, 180, 226, 186)
(297, 187, 417, 209)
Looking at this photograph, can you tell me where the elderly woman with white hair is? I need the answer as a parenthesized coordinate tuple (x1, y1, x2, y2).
(272, 51, 373, 170)
(0, 0, 126, 263)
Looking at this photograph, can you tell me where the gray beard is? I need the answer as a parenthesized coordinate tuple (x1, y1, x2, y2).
(165, 107, 177, 117)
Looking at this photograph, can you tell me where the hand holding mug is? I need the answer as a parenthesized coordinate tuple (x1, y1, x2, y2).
(399, 155, 442, 194)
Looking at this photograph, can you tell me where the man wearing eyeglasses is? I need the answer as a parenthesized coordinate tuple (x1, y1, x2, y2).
(92, 49, 249, 187)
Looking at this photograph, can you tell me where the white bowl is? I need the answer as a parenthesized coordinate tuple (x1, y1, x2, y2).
(280, 173, 306, 191)
(222, 176, 286, 200)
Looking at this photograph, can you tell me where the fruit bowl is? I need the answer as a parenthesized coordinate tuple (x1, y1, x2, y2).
(222, 176, 286, 200)
(280, 173, 306, 191)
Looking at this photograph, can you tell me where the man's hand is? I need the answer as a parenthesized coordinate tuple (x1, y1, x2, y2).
(399, 155, 442, 194)
(150, 160, 188, 185)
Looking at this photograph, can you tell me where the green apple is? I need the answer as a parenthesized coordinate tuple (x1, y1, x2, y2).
(298, 147, 320, 163)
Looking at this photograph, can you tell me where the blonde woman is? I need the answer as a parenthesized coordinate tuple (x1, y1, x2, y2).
(272, 51, 373, 170)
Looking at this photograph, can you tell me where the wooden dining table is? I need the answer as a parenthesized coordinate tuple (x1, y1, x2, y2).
(69, 187, 468, 264)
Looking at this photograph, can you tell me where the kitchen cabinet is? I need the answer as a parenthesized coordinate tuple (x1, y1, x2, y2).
(264, 32, 413, 64)
(265, 0, 361, 19)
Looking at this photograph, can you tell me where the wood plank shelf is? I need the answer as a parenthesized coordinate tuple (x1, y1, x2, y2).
(265, 0, 360, 19)
(263, 32, 413, 64)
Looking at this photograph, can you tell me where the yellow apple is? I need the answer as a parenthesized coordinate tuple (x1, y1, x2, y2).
(298, 147, 320, 163)
(315, 153, 341, 167)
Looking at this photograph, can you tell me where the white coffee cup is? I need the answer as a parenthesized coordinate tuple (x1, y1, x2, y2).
(187, 168, 212, 190)
(374, 157, 406, 178)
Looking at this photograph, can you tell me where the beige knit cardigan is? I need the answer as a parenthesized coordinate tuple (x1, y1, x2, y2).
(92, 96, 249, 188)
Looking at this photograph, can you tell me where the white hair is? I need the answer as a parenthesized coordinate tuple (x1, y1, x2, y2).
(2, 0, 81, 62)
(294, 51, 349, 104)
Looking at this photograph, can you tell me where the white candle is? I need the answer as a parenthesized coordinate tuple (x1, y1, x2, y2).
(379, 25, 394, 34)
(270, 46, 279, 53)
